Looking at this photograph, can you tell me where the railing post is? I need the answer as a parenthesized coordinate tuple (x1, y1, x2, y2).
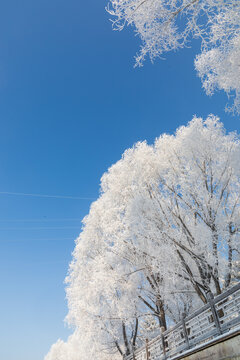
(160, 326, 167, 360)
(132, 348, 136, 360)
(145, 338, 150, 360)
(206, 290, 222, 335)
(181, 312, 190, 349)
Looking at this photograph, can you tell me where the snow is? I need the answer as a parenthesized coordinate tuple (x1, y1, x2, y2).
(45, 116, 240, 359)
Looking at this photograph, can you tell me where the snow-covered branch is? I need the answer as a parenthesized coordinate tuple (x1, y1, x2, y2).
(107, 0, 240, 112)
(45, 116, 240, 360)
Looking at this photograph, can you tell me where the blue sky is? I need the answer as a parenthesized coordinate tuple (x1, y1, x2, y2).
(0, 1, 239, 360)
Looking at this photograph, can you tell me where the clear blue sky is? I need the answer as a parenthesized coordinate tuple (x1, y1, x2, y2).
(0, 1, 239, 360)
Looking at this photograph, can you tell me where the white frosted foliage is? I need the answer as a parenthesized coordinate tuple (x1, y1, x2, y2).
(107, 0, 240, 112)
(45, 116, 240, 359)
(195, 35, 240, 113)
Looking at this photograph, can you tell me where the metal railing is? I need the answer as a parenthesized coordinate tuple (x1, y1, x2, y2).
(126, 282, 240, 360)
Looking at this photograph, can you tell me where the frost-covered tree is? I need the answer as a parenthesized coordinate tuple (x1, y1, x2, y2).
(45, 116, 240, 360)
(125, 116, 240, 299)
(107, 0, 240, 112)
(195, 34, 240, 113)
(65, 195, 143, 359)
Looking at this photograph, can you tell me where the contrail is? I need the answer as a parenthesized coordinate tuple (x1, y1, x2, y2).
(0, 218, 81, 222)
(0, 226, 81, 230)
(0, 191, 95, 200)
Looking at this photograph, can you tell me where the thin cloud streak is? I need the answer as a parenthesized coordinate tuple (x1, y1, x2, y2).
(0, 226, 80, 230)
(0, 191, 95, 200)
(0, 218, 82, 222)
(0, 238, 75, 242)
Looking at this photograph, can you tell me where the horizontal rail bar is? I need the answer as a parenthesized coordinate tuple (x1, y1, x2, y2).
(126, 282, 240, 360)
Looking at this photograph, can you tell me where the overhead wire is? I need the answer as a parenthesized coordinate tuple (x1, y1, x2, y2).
(0, 191, 90, 241)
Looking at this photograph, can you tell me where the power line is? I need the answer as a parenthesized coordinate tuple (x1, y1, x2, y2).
(0, 191, 95, 200)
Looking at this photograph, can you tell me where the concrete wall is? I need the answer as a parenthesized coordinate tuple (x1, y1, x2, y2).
(181, 333, 240, 360)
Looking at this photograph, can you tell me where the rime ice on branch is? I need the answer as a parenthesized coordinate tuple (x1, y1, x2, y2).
(107, 0, 240, 112)
(45, 116, 240, 360)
